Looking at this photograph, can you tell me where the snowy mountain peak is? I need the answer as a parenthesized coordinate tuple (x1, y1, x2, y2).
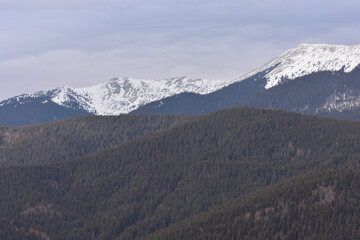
(238, 43, 360, 89)
(23, 76, 234, 115)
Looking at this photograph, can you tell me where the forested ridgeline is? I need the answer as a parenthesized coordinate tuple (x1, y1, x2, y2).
(0, 114, 193, 166)
(1, 108, 360, 239)
(148, 167, 360, 240)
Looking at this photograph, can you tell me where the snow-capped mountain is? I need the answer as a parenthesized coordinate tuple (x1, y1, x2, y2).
(237, 43, 360, 89)
(0, 76, 237, 125)
(50, 77, 235, 115)
(133, 43, 360, 119)
(2, 43, 360, 126)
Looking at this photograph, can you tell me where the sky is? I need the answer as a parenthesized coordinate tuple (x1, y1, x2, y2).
(1, 0, 360, 101)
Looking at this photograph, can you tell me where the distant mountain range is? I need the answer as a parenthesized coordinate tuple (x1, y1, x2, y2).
(1, 43, 360, 126)
(0, 77, 234, 126)
(133, 43, 360, 119)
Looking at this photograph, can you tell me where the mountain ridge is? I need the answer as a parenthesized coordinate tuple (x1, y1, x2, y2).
(2, 43, 360, 125)
(1, 76, 235, 116)
(133, 44, 360, 119)
(0, 114, 193, 166)
(237, 43, 360, 88)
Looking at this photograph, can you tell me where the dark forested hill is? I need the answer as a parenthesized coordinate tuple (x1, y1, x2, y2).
(148, 167, 360, 240)
(1, 108, 360, 239)
(0, 114, 192, 166)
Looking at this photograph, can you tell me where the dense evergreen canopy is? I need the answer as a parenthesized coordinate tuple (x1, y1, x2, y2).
(1, 107, 360, 239)
(0, 114, 191, 166)
(148, 167, 360, 240)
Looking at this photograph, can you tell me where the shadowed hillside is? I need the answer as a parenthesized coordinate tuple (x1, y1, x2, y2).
(148, 167, 360, 240)
(1, 108, 360, 239)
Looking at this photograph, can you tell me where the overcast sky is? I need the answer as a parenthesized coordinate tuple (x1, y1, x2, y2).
(1, 0, 360, 100)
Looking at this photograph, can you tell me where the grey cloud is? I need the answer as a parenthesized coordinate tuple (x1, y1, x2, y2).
(0, 0, 360, 100)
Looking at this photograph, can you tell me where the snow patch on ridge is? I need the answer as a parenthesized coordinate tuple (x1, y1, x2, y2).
(51, 77, 235, 115)
(320, 90, 360, 112)
(237, 43, 360, 89)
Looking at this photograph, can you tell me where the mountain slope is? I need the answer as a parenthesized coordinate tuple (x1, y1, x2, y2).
(0, 114, 192, 166)
(133, 43, 360, 119)
(240, 66, 360, 119)
(1, 108, 360, 239)
(148, 167, 360, 240)
(0, 77, 233, 126)
(132, 69, 270, 114)
(0, 94, 92, 126)
(237, 43, 360, 89)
